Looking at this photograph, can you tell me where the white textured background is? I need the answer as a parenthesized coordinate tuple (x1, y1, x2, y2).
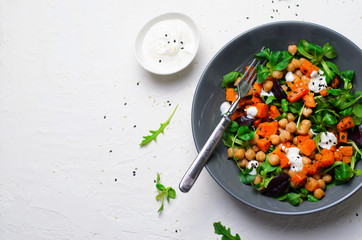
(0, 0, 361, 239)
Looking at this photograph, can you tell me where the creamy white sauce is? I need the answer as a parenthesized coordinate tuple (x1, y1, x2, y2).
(246, 106, 258, 119)
(220, 101, 231, 115)
(308, 70, 327, 93)
(285, 71, 295, 82)
(247, 160, 259, 175)
(318, 132, 338, 150)
(286, 147, 304, 172)
(142, 19, 195, 72)
(260, 89, 274, 97)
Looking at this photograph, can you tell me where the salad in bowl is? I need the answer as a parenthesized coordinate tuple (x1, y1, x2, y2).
(220, 40, 362, 205)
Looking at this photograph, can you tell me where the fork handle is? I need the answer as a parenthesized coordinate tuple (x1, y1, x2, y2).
(179, 115, 231, 193)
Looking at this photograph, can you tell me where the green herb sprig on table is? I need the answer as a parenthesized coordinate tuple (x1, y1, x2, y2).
(140, 105, 178, 146)
(213, 221, 241, 240)
(155, 173, 176, 213)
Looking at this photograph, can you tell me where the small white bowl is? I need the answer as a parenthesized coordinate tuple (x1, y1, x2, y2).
(135, 12, 200, 75)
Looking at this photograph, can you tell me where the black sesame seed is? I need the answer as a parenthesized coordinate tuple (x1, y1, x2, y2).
(124, 102, 127, 105)
(168, 41, 170, 44)
(181, 47, 184, 50)
(296, 4, 299, 7)
(110, 150, 112, 153)
(137, 82, 139, 86)
(246, 17, 249, 19)
(104, 116, 106, 119)
(134, 125, 136, 128)
(115, 178, 117, 182)
(288, 5, 290, 8)
(159, 60, 162, 63)
(295, 14, 298, 16)
(174, 40, 176, 43)
(329, 139, 332, 142)
(180, 41, 183, 44)
(165, 34, 168, 37)
(271, 16, 274, 18)
(356, 213, 359, 216)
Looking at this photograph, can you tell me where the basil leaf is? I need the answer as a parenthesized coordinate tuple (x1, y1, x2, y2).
(353, 104, 362, 118)
(326, 89, 342, 96)
(335, 163, 354, 181)
(239, 132, 255, 141)
(239, 171, 256, 184)
(256, 65, 270, 83)
(322, 112, 338, 125)
(323, 42, 337, 59)
(287, 193, 302, 206)
(307, 195, 319, 202)
(237, 126, 250, 136)
(228, 121, 239, 133)
(265, 96, 277, 105)
(326, 61, 340, 75)
(254, 48, 271, 61)
(270, 51, 282, 67)
(222, 71, 240, 88)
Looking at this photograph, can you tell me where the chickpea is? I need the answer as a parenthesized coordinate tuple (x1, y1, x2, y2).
(299, 57, 307, 64)
(322, 174, 332, 183)
(270, 134, 280, 145)
(268, 153, 280, 166)
(314, 188, 325, 200)
(279, 130, 291, 142)
(272, 70, 284, 79)
(286, 121, 297, 133)
(227, 147, 238, 158)
(302, 156, 312, 165)
(252, 145, 259, 152)
(253, 175, 263, 185)
(301, 119, 312, 128)
(278, 118, 288, 129)
(281, 85, 288, 92)
(283, 168, 289, 174)
(275, 143, 283, 150)
(288, 169, 297, 178)
(302, 107, 313, 118)
(256, 151, 266, 162)
(238, 159, 249, 168)
(233, 76, 242, 86)
(301, 75, 310, 85)
(250, 133, 260, 145)
(286, 62, 296, 72)
(312, 173, 322, 180)
(288, 44, 298, 55)
(291, 58, 302, 69)
(297, 124, 309, 135)
(317, 179, 326, 190)
(294, 69, 303, 78)
(235, 148, 246, 160)
(292, 136, 298, 145)
(245, 149, 256, 160)
(287, 113, 295, 122)
(263, 80, 274, 92)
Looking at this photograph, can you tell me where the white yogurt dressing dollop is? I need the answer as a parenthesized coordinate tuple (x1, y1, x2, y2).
(260, 89, 274, 97)
(246, 106, 258, 119)
(308, 70, 328, 93)
(142, 19, 195, 72)
(286, 147, 304, 172)
(285, 71, 295, 82)
(247, 160, 259, 175)
(318, 131, 338, 150)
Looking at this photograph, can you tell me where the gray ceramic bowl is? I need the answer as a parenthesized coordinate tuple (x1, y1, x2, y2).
(192, 21, 362, 215)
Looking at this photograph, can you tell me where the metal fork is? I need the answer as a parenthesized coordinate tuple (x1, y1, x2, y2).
(179, 49, 265, 193)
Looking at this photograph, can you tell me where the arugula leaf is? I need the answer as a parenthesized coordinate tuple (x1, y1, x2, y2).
(254, 48, 271, 61)
(140, 105, 178, 146)
(222, 71, 242, 88)
(155, 173, 176, 213)
(213, 222, 241, 240)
